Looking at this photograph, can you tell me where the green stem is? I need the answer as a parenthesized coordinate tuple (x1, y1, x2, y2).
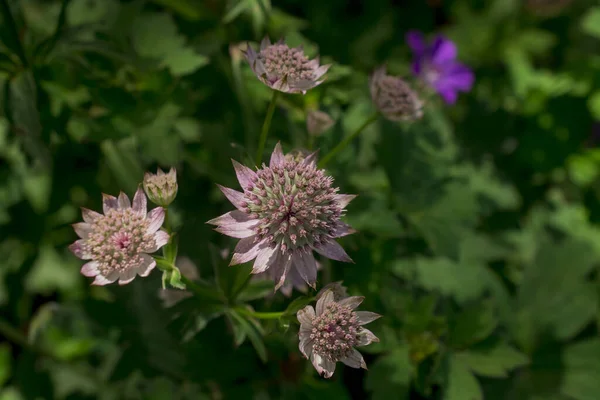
(318, 112, 379, 168)
(155, 257, 225, 302)
(237, 308, 285, 320)
(255, 90, 279, 166)
(0, 317, 55, 359)
(163, 207, 172, 234)
(0, 0, 29, 68)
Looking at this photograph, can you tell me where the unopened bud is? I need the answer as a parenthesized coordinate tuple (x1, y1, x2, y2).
(307, 110, 335, 136)
(143, 168, 178, 207)
(370, 66, 424, 122)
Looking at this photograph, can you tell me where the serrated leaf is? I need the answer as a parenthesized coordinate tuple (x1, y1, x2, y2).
(448, 300, 497, 349)
(455, 343, 529, 378)
(445, 355, 483, 400)
(227, 310, 267, 362)
(365, 345, 412, 400)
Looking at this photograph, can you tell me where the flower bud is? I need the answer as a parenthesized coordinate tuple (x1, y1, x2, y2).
(143, 168, 178, 207)
(306, 110, 335, 136)
(370, 66, 424, 122)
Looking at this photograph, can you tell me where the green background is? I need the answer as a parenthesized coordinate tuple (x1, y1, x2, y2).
(1, 0, 600, 399)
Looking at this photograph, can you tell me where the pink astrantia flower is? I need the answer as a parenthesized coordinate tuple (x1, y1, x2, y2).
(297, 289, 381, 378)
(244, 37, 331, 94)
(207, 143, 356, 291)
(69, 187, 169, 285)
(406, 30, 474, 104)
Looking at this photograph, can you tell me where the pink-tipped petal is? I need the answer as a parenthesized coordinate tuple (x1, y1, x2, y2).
(72, 222, 92, 239)
(81, 261, 100, 277)
(355, 311, 382, 325)
(357, 328, 380, 346)
(230, 238, 264, 265)
(102, 193, 118, 214)
(269, 142, 285, 168)
(310, 353, 335, 378)
(217, 185, 247, 211)
(132, 187, 147, 215)
(81, 208, 102, 223)
(215, 225, 255, 239)
(118, 192, 131, 209)
(146, 230, 169, 253)
(341, 349, 367, 369)
(338, 296, 364, 310)
(146, 207, 165, 234)
(273, 256, 292, 291)
(206, 210, 251, 226)
(137, 254, 156, 277)
(232, 160, 257, 190)
(313, 240, 353, 263)
(69, 240, 92, 260)
(331, 222, 356, 238)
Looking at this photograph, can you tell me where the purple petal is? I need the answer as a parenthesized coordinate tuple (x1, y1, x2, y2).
(81, 208, 102, 223)
(146, 230, 169, 253)
(338, 296, 364, 310)
(430, 35, 458, 65)
(81, 261, 100, 277)
(252, 246, 279, 274)
(331, 222, 356, 238)
(341, 349, 367, 369)
(334, 194, 357, 209)
(102, 193, 118, 214)
(260, 36, 271, 50)
(118, 192, 131, 209)
(269, 142, 285, 168)
(132, 187, 147, 216)
(273, 256, 292, 291)
(215, 222, 256, 238)
(230, 238, 264, 265)
(438, 88, 459, 104)
(217, 185, 247, 210)
(137, 254, 156, 277)
(310, 353, 335, 378)
(411, 60, 423, 76)
(437, 63, 475, 92)
(69, 240, 92, 260)
(313, 240, 353, 263)
(406, 30, 426, 55)
(146, 207, 165, 234)
(232, 160, 257, 190)
(293, 251, 317, 288)
(207, 210, 252, 226)
(72, 222, 92, 239)
(356, 311, 382, 325)
(301, 150, 319, 168)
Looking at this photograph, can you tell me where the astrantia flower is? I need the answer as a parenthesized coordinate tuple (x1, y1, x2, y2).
(244, 37, 331, 94)
(406, 30, 474, 104)
(207, 143, 356, 291)
(307, 110, 335, 136)
(143, 167, 178, 207)
(69, 188, 169, 285)
(297, 289, 381, 378)
(370, 66, 424, 121)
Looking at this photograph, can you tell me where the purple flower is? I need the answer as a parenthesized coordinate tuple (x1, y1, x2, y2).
(297, 289, 381, 378)
(207, 143, 356, 291)
(406, 30, 474, 104)
(69, 188, 169, 286)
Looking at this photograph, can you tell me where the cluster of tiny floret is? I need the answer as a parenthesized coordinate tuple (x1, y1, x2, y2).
(310, 302, 360, 362)
(239, 159, 342, 254)
(86, 209, 155, 275)
(259, 44, 315, 82)
(374, 75, 422, 120)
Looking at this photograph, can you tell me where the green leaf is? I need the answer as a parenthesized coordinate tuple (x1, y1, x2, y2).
(448, 300, 497, 349)
(26, 245, 80, 295)
(236, 280, 274, 302)
(150, 0, 207, 20)
(365, 345, 412, 400)
(581, 7, 600, 39)
(588, 90, 600, 120)
(561, 339, 600, 400)
(445, 354, 483, 400)
(227, 310, 268, 362)
(455, 343, 529, 378)
(283, 295, 314, 317)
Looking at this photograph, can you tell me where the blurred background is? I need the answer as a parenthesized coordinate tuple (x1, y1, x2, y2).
(1, 0, 600, 399)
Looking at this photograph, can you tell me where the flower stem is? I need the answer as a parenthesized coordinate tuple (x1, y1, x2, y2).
(318, 112, 379, 168)
(255, 90, 279, 166)
(237, 308, 285, 320)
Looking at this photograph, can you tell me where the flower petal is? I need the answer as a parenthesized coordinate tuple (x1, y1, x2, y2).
(356, 311, 382, 325)
(273, 255, 293, 291)
(132, 186, 147, 216)
(69, 240, 92, 260)
(310, 353, 336, 378)
(313, 64, 331, 80)
(252, 245, 279, 274)
(137, 254, 156, 277)
(217, 185, 247, 210)
(431, 35, 458, 65)
(72, 222, 92, 239)
(206, 210, 251, 226)
(118, 191, 131, 209)
(269, 142, 285, 168)
(313, 240, 353, 263)
(357, 328, 380, 346)
(338, 296, 364, 310)
(316, 289, 335, 315)
(301, 150, 319, 168)
(146, 207, 165, 234)
(215, 221, 256, 238)
(331, 222, 356, 238)
(145, 230, 169, 253)
(102, 193, 118, 214)
(341, 348, 367, 369)
(91, 272, 119, 286)
(406, 30, 426, 54)
(293, 251, 317, 288)
(260, 36, 271, 50)
(232, 160, 257, 190)
(81, 261, 100, 277)
(230, 238, 264, 265)
(297, 305, 316, 325)
(118, 268, 137, 285)
(81, 208, 102, 223)
(299, 336, 314, 359)
(334, 194, 357, 209)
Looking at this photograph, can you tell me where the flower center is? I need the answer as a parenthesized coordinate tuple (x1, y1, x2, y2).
(85, 209, 154, 275)
(310, 302, 360, 362)
(241, 160, 342, 254)
(259, 44, 314, 83)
